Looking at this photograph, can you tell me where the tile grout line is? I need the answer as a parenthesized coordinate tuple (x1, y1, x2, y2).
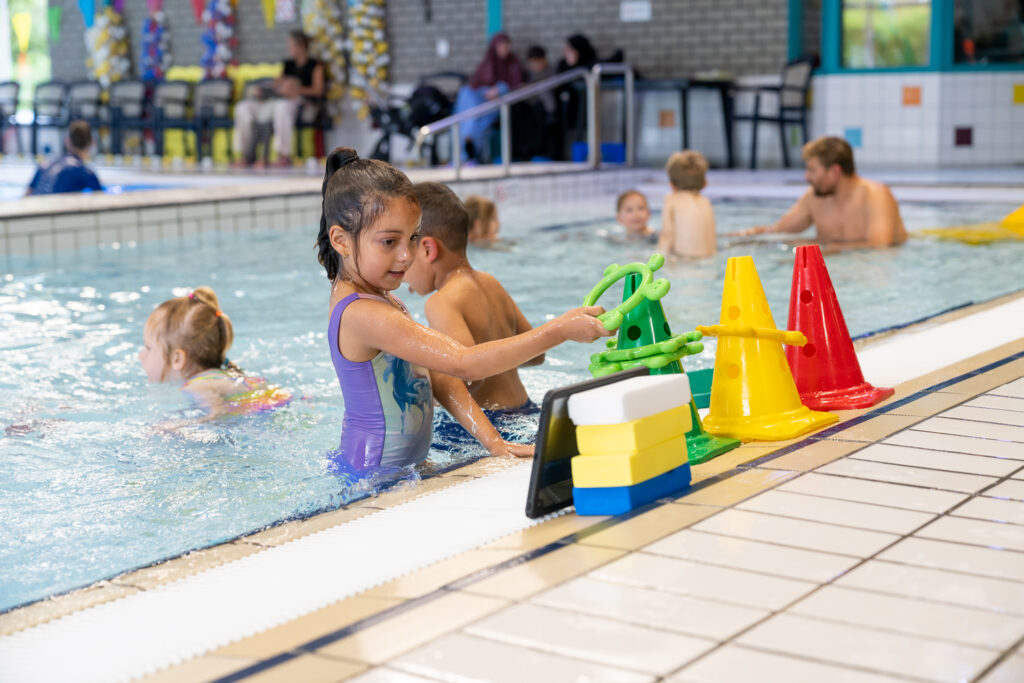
(205, 350, 1024, 683)
(663, 412, 1024, 679)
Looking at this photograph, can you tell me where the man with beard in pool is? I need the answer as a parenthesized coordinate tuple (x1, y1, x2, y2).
(739, 136, 907, 250)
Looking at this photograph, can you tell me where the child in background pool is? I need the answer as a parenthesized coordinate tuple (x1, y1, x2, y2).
(465, 195, 500, 243)
(317, 147, 610, 473)
(615, 189, 655, 241)
(404, 182, 541, 455)
(659, 150, 717, 258)
(140, 287, 291, 418)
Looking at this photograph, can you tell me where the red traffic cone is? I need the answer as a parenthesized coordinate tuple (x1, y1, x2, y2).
(787, 245, 894, 410)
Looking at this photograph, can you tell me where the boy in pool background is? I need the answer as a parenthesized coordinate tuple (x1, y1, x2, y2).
(616, 189, 655, 240)
(403, 182, 543, 446)
(465, 195, 500, 242)
(25, 120, 102, 196)
(658, 150, 717, 258)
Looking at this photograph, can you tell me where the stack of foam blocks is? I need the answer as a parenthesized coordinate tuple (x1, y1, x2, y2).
(568, 375, 694, 515)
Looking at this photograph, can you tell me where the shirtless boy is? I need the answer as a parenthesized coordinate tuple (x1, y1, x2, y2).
(658, 150, 717, 258)
(404, 182, 541, 453)
(741, 136, 907, 249)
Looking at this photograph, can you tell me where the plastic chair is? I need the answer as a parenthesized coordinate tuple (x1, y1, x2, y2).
(192, 78, 234, 160)
(732, 56, 814, 169)
(30, 81, 68, 155)
(152, 80, 193, 157)
(0, 81, 22, 154)
(109, 79, 149, 155)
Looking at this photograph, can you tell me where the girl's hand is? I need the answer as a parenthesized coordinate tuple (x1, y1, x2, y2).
(488, 440, 535, 458)
(553, 306, 614, 343)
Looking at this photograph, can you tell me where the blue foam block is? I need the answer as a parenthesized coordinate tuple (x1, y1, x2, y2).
(573, 464, 692, 516)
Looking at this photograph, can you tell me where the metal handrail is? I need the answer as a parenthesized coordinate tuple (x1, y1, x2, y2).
(412, 62, 634, 179)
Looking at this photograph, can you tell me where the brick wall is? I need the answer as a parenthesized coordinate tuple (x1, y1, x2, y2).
(388, 0, 790, 84)
(49, 0, 305, 82)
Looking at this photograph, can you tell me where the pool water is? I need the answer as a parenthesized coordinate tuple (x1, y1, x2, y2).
(2, 196, 1022, 612)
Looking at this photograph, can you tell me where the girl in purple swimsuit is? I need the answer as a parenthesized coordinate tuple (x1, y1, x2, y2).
(317, 147, 612, 474)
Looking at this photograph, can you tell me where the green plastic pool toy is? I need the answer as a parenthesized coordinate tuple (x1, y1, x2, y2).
(583, 254, 671, 331)
(583, 257, 740, 465)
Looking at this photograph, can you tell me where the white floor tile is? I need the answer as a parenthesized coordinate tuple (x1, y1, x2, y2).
(348, 669, 439, 683)
(954, 496, 1024, 526)
(885, 430, 1024, 459)
(991, 377, 1024, 399)
(692, 509, 899, 557)
(879, 537, 1024, 581)
(590, 552, 817, 611)
(980, 654, 1024, 682)
(737, 613, 998, 682)
(669, 644, 902, 683)
(391, 632, 654, 683)
(916, 515, 1024, 552)
(736, 489, 935, 534)
(790, 585, 1024, 650)
(851, 443, 1022, 477)
(836, 560, 1024, 616)
(987, 480, 1024, 501)
(945, 405, 1024, 428)
(817, 458, 997, 492)
(914, 416, 1024, 444)
(968, 395, 1024, 413)
(646, 529, 859, 583)
(465, 603, 713, 676)
(532, 576, 767, 641)
(778, 472, 966, 513)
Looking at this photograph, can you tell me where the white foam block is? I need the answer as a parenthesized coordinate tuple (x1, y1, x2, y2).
(567, 374, 692, 426)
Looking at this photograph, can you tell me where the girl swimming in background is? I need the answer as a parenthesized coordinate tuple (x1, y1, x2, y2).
(140, 287, 291, 418)
(317, 147, 611, 474)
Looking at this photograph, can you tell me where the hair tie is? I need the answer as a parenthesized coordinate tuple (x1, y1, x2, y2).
(215, 310, 222, 317)
(188, 292, 195, 300)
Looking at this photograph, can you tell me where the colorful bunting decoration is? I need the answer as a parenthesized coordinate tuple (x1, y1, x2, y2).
(78, 0, 96, 29)
(48, 7, 63, 44)
(141, 1, 171, 82)
(200, 0, 237, 79)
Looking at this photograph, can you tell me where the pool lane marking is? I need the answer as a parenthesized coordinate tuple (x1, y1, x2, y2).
(209, 346, 1024, 683)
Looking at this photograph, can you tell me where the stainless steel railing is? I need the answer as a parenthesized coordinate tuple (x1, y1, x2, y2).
(412, 63, 634, 179)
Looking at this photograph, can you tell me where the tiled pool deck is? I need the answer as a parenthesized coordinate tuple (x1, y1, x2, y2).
(57, 331, 1021, 682)
(2, 291, 1023, 681)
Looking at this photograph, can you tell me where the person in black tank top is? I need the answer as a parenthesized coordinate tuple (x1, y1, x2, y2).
(233, 30, 325, 168)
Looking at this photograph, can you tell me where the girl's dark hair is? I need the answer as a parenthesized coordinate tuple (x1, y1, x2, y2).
(316, 147, 418, 281)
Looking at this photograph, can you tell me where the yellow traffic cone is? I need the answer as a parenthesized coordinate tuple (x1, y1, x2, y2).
(697, 256, 837, 441)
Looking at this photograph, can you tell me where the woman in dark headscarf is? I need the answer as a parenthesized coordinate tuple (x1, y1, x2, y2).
(555, 34, 598, 159)
(453, 32, 524, 161)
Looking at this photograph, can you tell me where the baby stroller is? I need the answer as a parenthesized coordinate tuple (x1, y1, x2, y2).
(370, 71, 466, 165)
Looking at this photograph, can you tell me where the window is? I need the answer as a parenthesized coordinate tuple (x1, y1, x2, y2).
(842, 0, 932, 68)
(955, 0, 1024, 64)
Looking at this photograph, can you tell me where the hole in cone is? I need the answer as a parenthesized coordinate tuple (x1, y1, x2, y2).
(801, 289, 813, 304)
(626, 325, 642, 341)
(727, 363, 740, 379)
(802, 343, 816, 357)
(727, 305, 741, 320)
(663, 321, 671, 336)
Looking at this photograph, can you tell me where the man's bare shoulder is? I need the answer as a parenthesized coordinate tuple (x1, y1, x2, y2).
(860, 176, 897, 203)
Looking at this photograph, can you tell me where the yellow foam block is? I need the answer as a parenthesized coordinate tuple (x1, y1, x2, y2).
(571, 435, 688, 488)
(576, 405, 691, 456)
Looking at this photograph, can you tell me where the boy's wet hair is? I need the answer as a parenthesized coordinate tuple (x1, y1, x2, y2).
(665, 150, 708, 191)
(147, 286, 240, 379)
(616, 189, 647, 212)
(802, 136, 855, 176)
(411, 181, 469, 253)
(68, 120, 92, 151)
(527, 45, 547, 60)
(316, 147, 418, 281)
(464, 195, 496, 230)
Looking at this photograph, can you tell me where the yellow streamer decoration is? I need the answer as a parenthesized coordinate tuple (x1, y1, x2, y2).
(12, 12, 32, 54)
